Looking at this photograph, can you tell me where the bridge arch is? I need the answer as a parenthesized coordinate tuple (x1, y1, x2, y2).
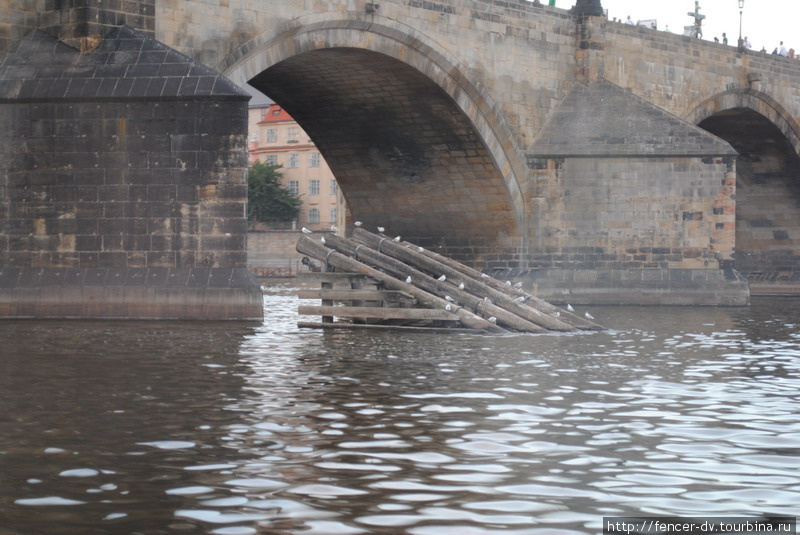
(690, 89, 800, 287)
(221, 15, 526, 262)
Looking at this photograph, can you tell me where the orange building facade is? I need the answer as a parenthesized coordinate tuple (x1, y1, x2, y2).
(247, 103, 343, 231)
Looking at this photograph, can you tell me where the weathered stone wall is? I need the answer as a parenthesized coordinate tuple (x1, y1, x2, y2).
(40, 0, 156, 42)
(0, 24, 262, 319)
(1, 100, 247, 269)
(247, 230, 304, 278)
(0, 1, 44, 53)
(528, 157, 736, 270)
(601, 20, 800, 140)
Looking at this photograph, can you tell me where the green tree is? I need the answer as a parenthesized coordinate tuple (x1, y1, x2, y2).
(247, 161, 302, 224)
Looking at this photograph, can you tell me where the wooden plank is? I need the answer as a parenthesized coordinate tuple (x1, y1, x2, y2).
(299, 305, 460, 321)
(298, 272, 373, 283)
(297, 289, 415, 302)
(298, 321, 479, 334)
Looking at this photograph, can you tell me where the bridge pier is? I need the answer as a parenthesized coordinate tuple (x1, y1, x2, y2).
(0, 22, 263, 320)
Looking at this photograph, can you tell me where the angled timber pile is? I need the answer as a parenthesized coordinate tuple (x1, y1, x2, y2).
(296, 230, 604, 334)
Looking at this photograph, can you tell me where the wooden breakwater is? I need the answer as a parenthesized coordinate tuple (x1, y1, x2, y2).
(296, 229, 603, 334)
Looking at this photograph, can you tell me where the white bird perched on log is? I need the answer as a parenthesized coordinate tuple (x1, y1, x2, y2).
(481, 273, 489, 278)
(354, 221, 363, 227)
(514, 281, 523, 288)
(301, 227, 312, 234)
(438, 275, 446, 281)
(445, 304, 452, 311)
(320, 237, 326, 244)
(458, 282, 465, 290)
(516, 296, 526, 302)
(405, 276, 412, 284)
(445, 295, 454, 302)
(567, 304, 575, 312)
(330, 225, 338, 232)
(488, 316, 497, 323)
(377, 226, 385, 233)
(418, 247, 424, 252)
(506, 280, 511, 285)
(553, 311, 561, 317)
(585, 311, 594, 320)
(394, 236, 401, 242)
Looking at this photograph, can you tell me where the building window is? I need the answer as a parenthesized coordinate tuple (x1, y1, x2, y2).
(287, 127, 299, 142)
(288, 153, 299, 168)
(309, 152, 320, 168)
(309, 180, 320, 196)
(330, 208, 337, 223)
(308, 208, 320, 224)
(265, 129, 277, 143)
(266, 154, 278, 166)
(330, 180, 338, 195)
(288, 180, 299, 195)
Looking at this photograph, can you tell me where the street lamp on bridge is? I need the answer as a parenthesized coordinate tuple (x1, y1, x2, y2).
(738, 0, 745, 50)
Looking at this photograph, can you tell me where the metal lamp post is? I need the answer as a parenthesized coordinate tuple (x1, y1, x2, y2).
(738, 0, 745, 50)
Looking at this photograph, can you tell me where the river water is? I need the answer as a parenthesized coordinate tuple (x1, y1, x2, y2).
(2, 282, 800, 534)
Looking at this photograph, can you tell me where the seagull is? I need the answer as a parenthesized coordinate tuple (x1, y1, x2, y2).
(445, 295, 454, 302)
(445, 304, 452, 311)
(488, 316, 497, 323)
(330, 225, 338, 232)
(458, 282, 465, 290)
(585, 311, 594, 320)
(418, 247, 424, 252)
(377, 226, 385, 233)
(405, 276, 412, 284)
(320, 237, 326, 244)
(553, 311, 561, 317)
(516, 296, 526, 302)
(567, 304, 575, 312)
(481, 273, 489, 278)
(505, 281, 512, 285)
(354, 221, 363, 227)
(438, 275, 446, 282)
(301, 227, 312, 234)
(394, 236, 401, 242)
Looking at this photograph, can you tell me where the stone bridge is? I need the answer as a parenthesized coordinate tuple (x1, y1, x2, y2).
(2, 0, 800, 318)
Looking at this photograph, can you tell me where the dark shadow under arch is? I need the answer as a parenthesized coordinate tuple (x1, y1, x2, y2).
(248, 47, 519, 262)
(698, 107, 800, 285)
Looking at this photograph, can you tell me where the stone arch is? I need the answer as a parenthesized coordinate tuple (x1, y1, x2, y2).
(219, 15, 526, 264)
(688, 87, 800, 156)
(690, 88, 800, 289)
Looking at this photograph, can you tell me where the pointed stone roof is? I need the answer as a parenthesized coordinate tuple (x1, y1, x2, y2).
(530, 79, 736, 157)
(0, 26, 248, 102)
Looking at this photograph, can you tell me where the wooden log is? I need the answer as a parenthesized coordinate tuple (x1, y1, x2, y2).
(297, 289, 416, 302)
(298, 322, 478, 334)
(350, 229, 581, 332)
(299, 305, 459, 321)
(298, 272, 374, 284)
(322, 234, 546, 333)
(296, 236, 505, 333)
(405, 242, 601, 331)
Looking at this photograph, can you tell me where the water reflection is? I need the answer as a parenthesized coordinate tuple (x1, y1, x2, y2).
(1, 285, 799, 534)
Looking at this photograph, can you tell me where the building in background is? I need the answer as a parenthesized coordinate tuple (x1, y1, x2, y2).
(247, 103, 343, 231)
